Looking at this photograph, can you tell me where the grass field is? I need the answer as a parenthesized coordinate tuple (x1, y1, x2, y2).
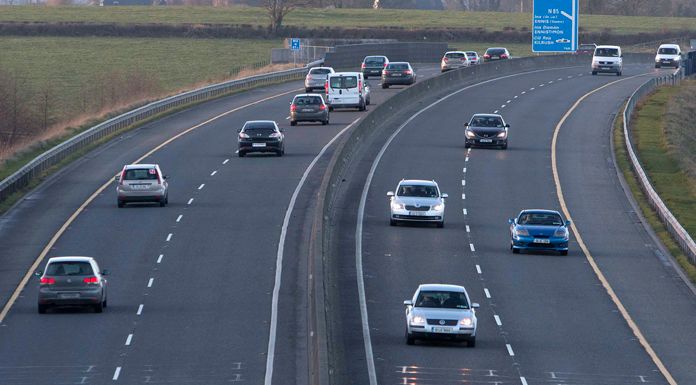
(1, 6, 695, 35)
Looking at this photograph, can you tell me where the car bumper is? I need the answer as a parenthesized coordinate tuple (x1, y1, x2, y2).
(38, 289, 103, 306)
(239, 141, 282, 153)
(382, 76, 415, 85)
(328, 98, 362, 108)
(512, 237, 568, 251)
(441, 64, 466, 71)
(592, 64, 621, 73)
(408, 324, 476, 339)
(291, 111, 328, 122)
(656, 60, 679, 67)
(466, 138, 507, 147)
(391, 209, 444, 222)
(305, 80, 326, 89)
(117, 189, 166, 201)
(363, 69, 383, 76)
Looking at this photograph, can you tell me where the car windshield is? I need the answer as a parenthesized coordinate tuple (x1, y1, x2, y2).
(294, 96, 322, 105)
(46, 262, 93, 276)
(487, 49, 506, 55)
(310, 68, 332, 75)
(397, 184, 439, 198)
(658, 48, 678, 55)
(518, 212, 564, 226)
(416, 291, 469, 309)
(124, 168, 158, 180)
(595, 48, 619, 57)
(470, 116, 504, 128)
(446, 53, 465, 59)
(387, 63, 409, 70)
(364, 57, 385, 65)
(329, 76, 358, 89)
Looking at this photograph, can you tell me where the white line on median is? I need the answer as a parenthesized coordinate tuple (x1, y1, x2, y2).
(506, 344, 515, 356)
(136, 304, 143, 316)
(112, 367, 121, 381)
(125, 334, 133, 346)
(494, 315, 502, 326)
(147, 278, 154, 288)
(157, 254, 163, 264)
(484, 288, 491, 298)
(265, 117, 361, 385)
(176, 215, 182, 223)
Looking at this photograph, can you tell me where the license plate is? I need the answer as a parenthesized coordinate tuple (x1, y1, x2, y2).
(409, 211, 427, 216)
(392, 73, 402, 76)
(302, 109, 313, 112)
(479, 139, 493, 143)
(533, 238, 551, 244)
(492, 56, 499, 59)
(432, 326, 452, 333)
(131, 184, 149, 190)
(59, 293, 80, 299)
(602, 66, 611, 70)
(252, 143, 266, 148)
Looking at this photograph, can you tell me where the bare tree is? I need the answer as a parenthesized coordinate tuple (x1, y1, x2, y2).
(266, 0, 307, 34)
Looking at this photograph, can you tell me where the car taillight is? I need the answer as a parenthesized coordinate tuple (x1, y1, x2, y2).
(484, 54, 490, 58)
(290, 104, 297, 112)
(501, 54, 508, 58)
(83, 276, 99, 284)
(361, 63, 366, 69)
(444, 57, 449, 62)
(40, 277, 55, 285)
(383, 71, 390, 75)
(358, 80, 362, 93)
(405, 70, 412, 75)
(119, 169, 126, 185)
(306, 75, 312, 80)
(325, 81, 329, 93)
(383, 63, 388, 67)
(319, 104, 326, 111)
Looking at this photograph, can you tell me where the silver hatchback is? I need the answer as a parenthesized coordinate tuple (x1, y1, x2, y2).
(305, 66, 334, 92)
(116, 164, 169, 207)
(36, 256, 109, 313)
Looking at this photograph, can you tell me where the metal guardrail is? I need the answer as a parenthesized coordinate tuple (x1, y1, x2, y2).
(623, 67, 696, 264)
(0, 64, 317, 203)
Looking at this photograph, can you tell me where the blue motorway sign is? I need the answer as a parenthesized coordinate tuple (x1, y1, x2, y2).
(290, 38, 301, 51)
(532, 0, 578, 52)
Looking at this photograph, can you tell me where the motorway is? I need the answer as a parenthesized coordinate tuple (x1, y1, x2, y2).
(1, 59, 696, 385)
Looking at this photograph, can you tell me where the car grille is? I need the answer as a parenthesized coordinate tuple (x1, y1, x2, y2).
(427, 319, 458, 326)
(405, 205, 430, 211)
(598, 61, 615, 65)
(475, 132, 499, 138)
(531, 234, 550, 238)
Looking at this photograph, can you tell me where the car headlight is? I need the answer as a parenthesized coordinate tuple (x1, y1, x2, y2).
(391, 201, 405, 210)
(497, 131, 507, 138)
(432, 203, 444, 211)
(514, 228, 529, 237)
(465, 130, 476, 139)
(459, 317, 474, 327)
(411, 315, 426, 326)
(554, 227, 569, 238)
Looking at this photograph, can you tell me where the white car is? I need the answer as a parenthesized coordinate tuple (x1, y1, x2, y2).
(404, 284, 479, 346)
(325, 72, 367, 111)
(387, 179, 447, 227)
(440, 51, 470, 72)
(655, 43, 682, 68)
(592, 45, 623, 76)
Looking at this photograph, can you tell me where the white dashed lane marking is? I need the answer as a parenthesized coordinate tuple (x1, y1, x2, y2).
(530, 87, 535, 90)
(210, 170, 217, 176)
(484, 288, 491, 298)
(198, 184, 205, 190)
(494, 315, 502, 326)
(463, 208, 467, 215)
(137, 304, 144, 316)
(469, 243, 475, 252)
(514, 95, 518, 98)
(166, 233, 172, 242)
(223, 158, 229, 165)
(176, 215, 182, 223)
(466, 225, 470, 233)
(461, 193, 466, 200)
(506, 100, 511, 103)
(461, 180, 466, 186)
(147, 278, 154, 288)
(157, 254, 163, 264)
(476, 265, 482, 274)
(521, 91, 526, 94)
(506, 344, 515, 356)
(501, 104, 506, 108)
(493, 110, 499, 114)
(187, 198, 194, 205)
(463, 167, 466, 173)
(112, 367, 121, 381)
(125, 334, 133, 346)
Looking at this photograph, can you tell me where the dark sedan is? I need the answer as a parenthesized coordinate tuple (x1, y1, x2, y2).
(509, 210, 570, 255)
(361, 55, 389, 79)
(483, 47, 510, 62)
(238, 120, 284, 157)
(381, 62, 416, 88)
(290, 94, 329, 126)
(464, 113, 509, 149)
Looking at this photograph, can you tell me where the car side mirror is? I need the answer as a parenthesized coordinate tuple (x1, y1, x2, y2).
(403, 300, 412, 306)
(163, 175, 169, 180)
(101, 269, 110, 276)
(505, 124, 510, 128)
(566, 220, 572, 226)
(387, 191, 394, 197)
(508, 218, 514, 225)
(472, 302, 480, 309)
(34, 270, 43, 277)
(280, 128, 285, 132)
(441, 193, 448, 199)
(464, 122, 469, 127)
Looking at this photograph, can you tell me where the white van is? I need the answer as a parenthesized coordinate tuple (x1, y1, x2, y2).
(325, 72, 367, 111)
(591, 45, 623, 76)
(655, 44, 682, 68)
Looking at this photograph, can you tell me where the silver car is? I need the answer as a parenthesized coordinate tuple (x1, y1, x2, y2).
(305, 66, 334, 92)
(36, 256, 109, 313)
(441, 51, 470, 72)
(388, 179, 447, 227)
(290, 94, 330, 126)
(404, 284, 479, 346)
(116, 164, 169, 207)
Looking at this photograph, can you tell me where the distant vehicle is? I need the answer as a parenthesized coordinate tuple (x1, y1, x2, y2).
(440, 51, 470, 72)
(576, 43, 597, 55)
(592, 45, 623, 76)
(305, 66, 334, 93)
(290, 94, 329, 126)
(237, 120, 284, 157)
(326, 72, 367, 111)
(465, 51, 480, 65)
(404, 284, 480, 347)
(483, 47, 510, 62)
(464, 113, 509, 150)
(116, 164, 169, 208)
(36, 256, 109, 314)
(361, 55, 389, 79)
(387, 179, 447, 227)
(382, 62, 417, 88)
(509, 209, 570, 255)
(655, 43, 682, 68)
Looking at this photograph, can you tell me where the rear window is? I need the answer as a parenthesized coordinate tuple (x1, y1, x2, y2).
(47, 262, 93, 276)
(244, 127, 276, 135)
(470, 116, 504, 128)
(387, 63, 409, 70)
(466, 52, 477, 57)
(124, 168, 158, 180)
(294, 96, 322, 105)
(329, 76, 358, 89)
(364, 57, 385, 65)
(595, 48, 619, 57)
(310, 68, 332, 75)
(445, 52, 466, 59)
(658, 48, 678, 55)
(486, 48, 506, 55)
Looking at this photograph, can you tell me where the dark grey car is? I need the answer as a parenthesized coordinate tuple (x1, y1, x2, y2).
(382, 62, 416, 88)
(36, 256, 108, 313)
(361, 55, 389, 79)
(290, 94, 329, 126)
(464, 113, 509, 149)
(238, 120, 284, 157)
(483, 47, 510, 62)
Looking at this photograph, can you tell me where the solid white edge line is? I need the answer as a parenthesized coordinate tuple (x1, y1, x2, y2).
(125, 334, 133, 346)
(354, 66, 585, 385)
(494, 314, 502, 326)
(156, 254, 163, 264)
(136, 304, 143, 315)
(112, 367, 121, 381)
(506, 344, 515, 356)
(147, 278, 154, 288)
(264, 117, 361, 385)
(484, 288, 491, 298)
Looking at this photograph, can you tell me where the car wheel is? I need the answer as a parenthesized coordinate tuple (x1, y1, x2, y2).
(238, 151, 246, 157)
(405, 330, 415, 345)
(94, 301, 103, 313)
(390, 219, 397, 226)
(501, 142, 508, 150)
(382, 83, 388, 89)
(38, 304, 48, 314)
(103, 296, 108, 308)
(364, 75, 368, 79)
(160, 199, 166, 207)
(290, 120, 297, 126)
(328, 106, 334, 112)
(617, 71, 622, 76)
(655, 64, 660, 68)
(322, 120, 328, 125)
(437, 221, 444, 228)
(467, 336, 476, 348)
(165, 195, 169, 205)
(560, 250, 568, 256)
(117, 200, 125, 208)
(512, 247, 520, 254)
(464, 143, 471, 149)
(592, 71, 597, 75)
(366, 98, 370, 106)
(359, 100, 366, 111)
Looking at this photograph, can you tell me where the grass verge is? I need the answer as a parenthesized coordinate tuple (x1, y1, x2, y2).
(613, 97, 696, 284)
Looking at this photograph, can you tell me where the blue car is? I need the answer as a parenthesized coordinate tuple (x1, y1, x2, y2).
(509, 209, 570, 255)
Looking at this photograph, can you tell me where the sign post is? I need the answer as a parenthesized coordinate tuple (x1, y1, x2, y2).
(532, 0, 579, 53)
(290, 38, 301, 66)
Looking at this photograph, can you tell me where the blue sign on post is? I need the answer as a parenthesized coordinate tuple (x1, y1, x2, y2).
(532, 0, 579, 53)
(290, 38, 301, 51)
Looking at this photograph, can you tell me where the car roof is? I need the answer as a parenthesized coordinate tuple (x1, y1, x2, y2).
(309, 66, 334, 71)
(398, 179, 438, 186)
(388, 61, 410, 65)
(486, 47, 508, 50)
(444, 51, 466, 54)
(519, 209, 562, 215)
(658, 44, 680, 49)
(47, 256, 95, 263)
(244, 120, 276, 125)
(294, 93, 324, 98)
(331, 72, 360, 77)
(418, 284, 466, 292)
(471, 113, 503, 119)
(596, 45, 620, 49)
(124, 164, 157, 169)
(364, 55, 387, 59)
